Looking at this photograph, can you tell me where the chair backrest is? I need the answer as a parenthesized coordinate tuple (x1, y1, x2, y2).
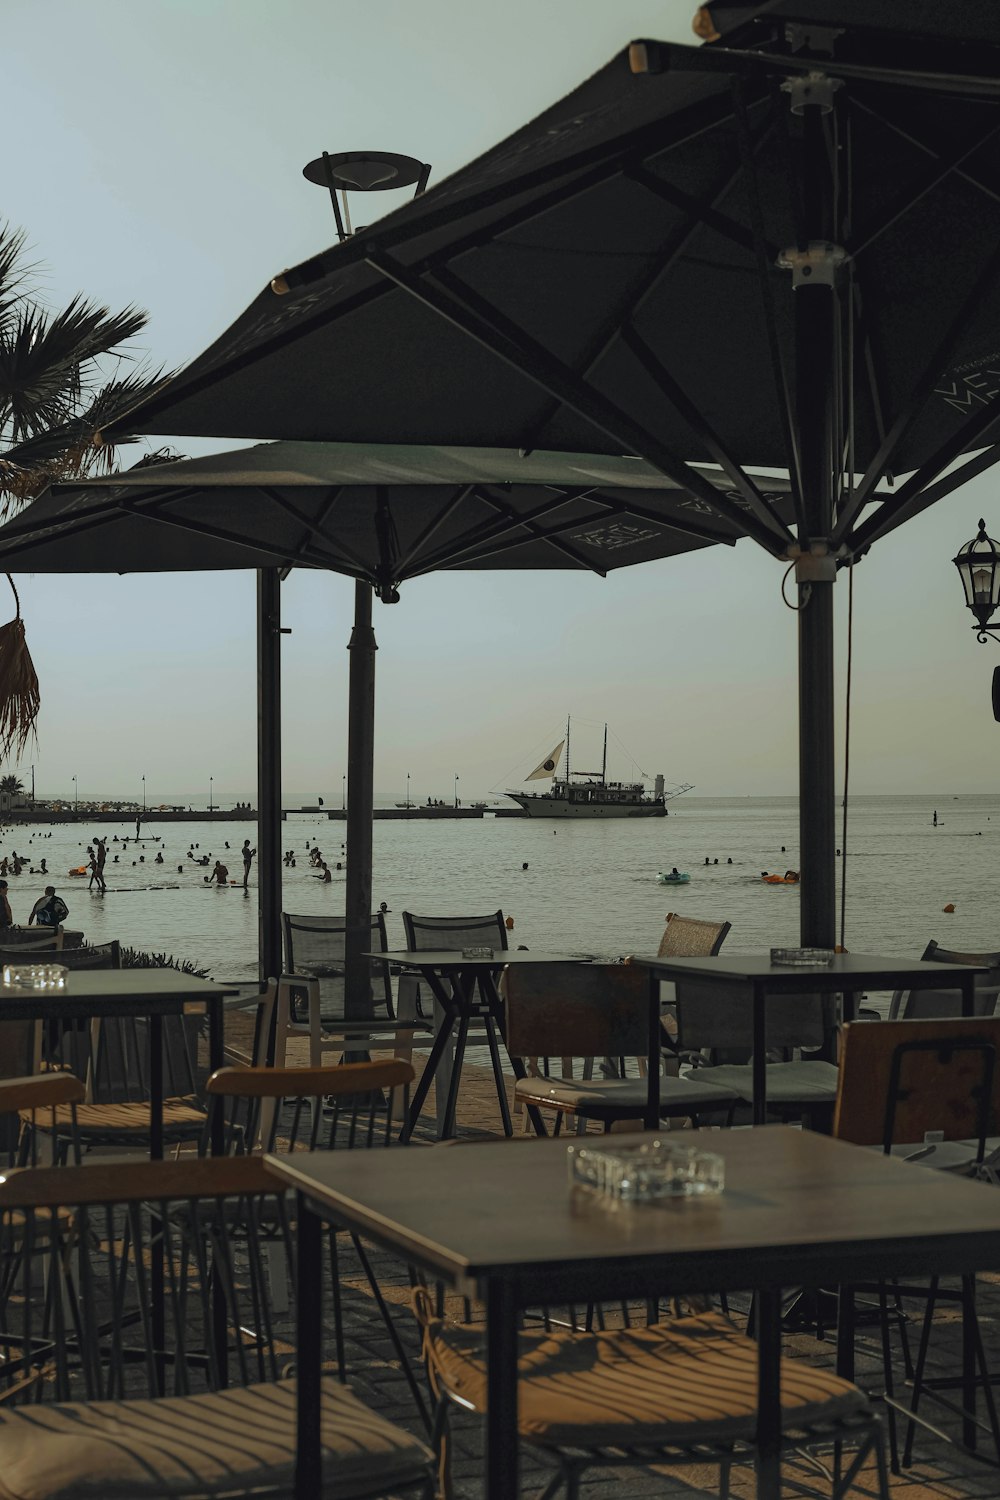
(0, 1071, 84, 1167)
(504, 962, 648, 1059)
(0, 1156, 295, 1404)
(657, 913, 731, 958)
(888, 940, 1000, 1020)
(89, 1008, 200, 1105)
(58, 940, 122, 970)
(282, 911, 392, 1018)
(206, 1058, 414, 1153)
(835, 1017, 1000, 1149)
(0, 938, 62, 963)
(675, 982, 826, 1055)
(402, 910, 509, 954)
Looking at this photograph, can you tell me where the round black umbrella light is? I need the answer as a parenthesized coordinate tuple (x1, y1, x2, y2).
(301, 149, 431, 242)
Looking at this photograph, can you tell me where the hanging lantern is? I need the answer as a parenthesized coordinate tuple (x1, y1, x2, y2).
(954, 520, 1000, 641)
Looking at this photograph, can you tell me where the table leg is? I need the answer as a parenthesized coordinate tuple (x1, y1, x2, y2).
(752, 988, 767, 1127)
(485, 1280, 519, 1500)
(443, 1014, 470, 1139)
(837, 1283, 856, 1383)
(149, 1014, 165, 1393)
(400, 1005, 457, 1143)
(646, 968, 660, 1131)
(295, 1195, 323, 1499)
(755, 1287, 782, 1498)
(208, 997, 225, 1157)
(962, 975, 976, 1019)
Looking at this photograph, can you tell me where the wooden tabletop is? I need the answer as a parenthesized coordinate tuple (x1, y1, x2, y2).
(265, 1127, 1000, 1299)
(0, 967, 238, 1017)
(633, 953, 986, 991)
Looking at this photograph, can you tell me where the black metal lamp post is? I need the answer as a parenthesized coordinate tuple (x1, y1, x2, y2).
(954, 520, 1000, 643)
(296, 149, 432, 1016)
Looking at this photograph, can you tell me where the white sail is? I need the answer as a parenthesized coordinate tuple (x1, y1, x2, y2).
(525, 740, 565, 781)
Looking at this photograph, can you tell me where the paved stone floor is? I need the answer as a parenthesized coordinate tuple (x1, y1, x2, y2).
(225, 1014, 1000, 1497)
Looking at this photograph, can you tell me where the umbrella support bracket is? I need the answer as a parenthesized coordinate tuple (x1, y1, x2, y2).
(778, 241, 847, 289)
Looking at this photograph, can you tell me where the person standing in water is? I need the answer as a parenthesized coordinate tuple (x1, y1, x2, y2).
(933, 809, 938, 826)
(241, 839, 256, 889)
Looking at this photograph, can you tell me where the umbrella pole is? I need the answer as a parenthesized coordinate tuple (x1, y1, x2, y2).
(794, 100, 840, 952)
(257, 568, 283, 987)
(344, 580, 376, 1022)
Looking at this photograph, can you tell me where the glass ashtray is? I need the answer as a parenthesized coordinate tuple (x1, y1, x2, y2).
(2, 962, 68, 991)
(770, 947, 835, 967)
(461, 946, 494, 959)
(567, 1137, 724, 1202)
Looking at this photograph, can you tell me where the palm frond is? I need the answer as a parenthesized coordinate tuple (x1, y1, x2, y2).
(0, 225, 34, 331)
(0, 296, 149, 444)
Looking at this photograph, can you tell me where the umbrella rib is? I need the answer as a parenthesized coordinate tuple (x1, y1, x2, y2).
(519, 144, 764, 459)
(850, 118, 1000, 260)
(850, 97, 1000, 212)
(392, 484, 476, 575)
(831, 231, 1000, 544)
(413, 499, 608, 577)
(625, 162, 778, 262)
(364, 246, 788, 557)
(731, 78, 805, 532)
(846, 389, 1000, 555)
(848, 443, 1000, 553)
(115, 497, 334, 570)
(409, 487, 595, 575)
(281, 484, 345, 566)
(619, 325, 793, 546)
(256, 484, 351, 561)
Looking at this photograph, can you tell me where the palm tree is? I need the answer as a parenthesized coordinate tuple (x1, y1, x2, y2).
(0, 775, 22, 795)
(0, 223, 164, 510)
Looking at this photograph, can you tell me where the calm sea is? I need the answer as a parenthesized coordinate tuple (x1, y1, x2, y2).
(4, 794, 998, 991)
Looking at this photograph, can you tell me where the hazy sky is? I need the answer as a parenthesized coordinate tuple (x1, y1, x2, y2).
(4, 0, 998, 803)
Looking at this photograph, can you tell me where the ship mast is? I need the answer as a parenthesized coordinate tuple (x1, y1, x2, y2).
(602, 724, 608, 786)
(565, 715, 570, 781)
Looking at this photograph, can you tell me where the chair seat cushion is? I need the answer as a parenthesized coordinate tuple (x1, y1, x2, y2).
(0, 1376, 432, 1500)
(425, 1311, 867, 1447)
(25, 1100, 206, 1140)
(514, 1073, 738, 1117)
(692, 1060, 840, 1105)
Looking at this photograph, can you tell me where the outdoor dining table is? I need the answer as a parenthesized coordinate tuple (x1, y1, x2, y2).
(375, 949, 592, 1142)
(268, 1125, 1000, 1500)
(0, 968, 239, 1156)
(633, 953, 984, 1129)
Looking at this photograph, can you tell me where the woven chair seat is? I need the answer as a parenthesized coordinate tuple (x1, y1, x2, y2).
(425, 1311, 867, 1448)
(691, 1060, 839, 1105)
(24, 1099, 205, 1142)
(0, 1376, 433, 1500)
(514, 1073, 738, 1118)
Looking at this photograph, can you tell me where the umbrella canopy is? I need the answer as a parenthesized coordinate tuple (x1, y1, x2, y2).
(102, 14, 1000, 947)
(0, 441, 792, 588)
(104, 20, 1000, 556)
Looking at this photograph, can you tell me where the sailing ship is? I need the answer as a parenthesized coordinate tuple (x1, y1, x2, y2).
(505, 721, 692, 819)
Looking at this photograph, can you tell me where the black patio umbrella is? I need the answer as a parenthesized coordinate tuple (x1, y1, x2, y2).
(104, 9, 1000, 947)
(0, 441, 792, 994)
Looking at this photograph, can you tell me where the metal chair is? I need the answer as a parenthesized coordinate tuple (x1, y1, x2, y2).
(506, 963, 739, 1133)
(278, 911, 429, 1069)
(413, 1284, 888, 1500)
(674, 979, 839, 1125)
(399, 910, 509, 1139)
(30, 983, 276, 1162)
(888, 941, 1000, 1020)
(0, 1156, 435, 1498)
(203, 1056, 429, 1430)
(835, 1017, 1000, 1471)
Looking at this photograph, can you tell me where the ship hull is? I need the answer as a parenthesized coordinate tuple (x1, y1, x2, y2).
(507, 795, 666, 818)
